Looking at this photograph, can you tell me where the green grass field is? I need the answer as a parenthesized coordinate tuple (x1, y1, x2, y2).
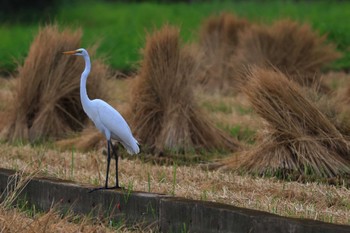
(1, 1, 350, 72)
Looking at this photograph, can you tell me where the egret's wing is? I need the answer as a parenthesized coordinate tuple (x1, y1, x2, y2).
(96, 100, 132, 136)
(95, 100, 139, 154)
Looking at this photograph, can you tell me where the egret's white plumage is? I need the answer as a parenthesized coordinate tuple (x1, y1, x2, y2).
(89, 99, 139, 154)
(63, 48, 139, 190)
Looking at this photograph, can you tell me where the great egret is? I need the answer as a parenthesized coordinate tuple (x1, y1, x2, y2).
(63, 48, 139, 190)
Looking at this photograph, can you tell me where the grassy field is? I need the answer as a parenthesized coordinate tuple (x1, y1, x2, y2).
(1, 0, 350, 73)
(1, 143, 349, 231)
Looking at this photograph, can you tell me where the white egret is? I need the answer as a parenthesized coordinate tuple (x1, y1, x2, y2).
(63, 48, 139, 190)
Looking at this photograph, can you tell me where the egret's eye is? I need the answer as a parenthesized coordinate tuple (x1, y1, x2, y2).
(76, 50, 83, 54)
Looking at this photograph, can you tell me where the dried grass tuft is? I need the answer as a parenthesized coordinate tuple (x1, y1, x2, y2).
(304, 86, 350, 138)
(196, 12, 250, 93)
(233, 20, 341, 89)
(224, 67, 350, 178)
(55, 127, 104, 152)
(1, 24, 110, 142)
(130, 25, 240, 154)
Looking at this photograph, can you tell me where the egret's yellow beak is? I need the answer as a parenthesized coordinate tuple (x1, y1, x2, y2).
(62, 50, 77, 55)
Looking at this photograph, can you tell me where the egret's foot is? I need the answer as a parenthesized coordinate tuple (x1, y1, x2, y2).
(88, 187, 107, 193)
(112, 185, 123, 190)
(107, 185, 124, 190)
(88, 186, 123, 193)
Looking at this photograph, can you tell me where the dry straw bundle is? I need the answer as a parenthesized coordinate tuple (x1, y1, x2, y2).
(224, 67, 350, 178)
(233, 20, 341, 89)
(130, 25, 240, 154)
(55, 127, 105, 152)
(196, 12, 250, 93)
(2, 24, 110, 142)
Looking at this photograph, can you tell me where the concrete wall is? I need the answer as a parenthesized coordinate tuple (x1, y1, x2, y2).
(0, 168, 349, 233)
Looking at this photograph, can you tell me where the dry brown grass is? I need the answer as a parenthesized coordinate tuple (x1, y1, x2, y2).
(0, 144, 349, 226)
(55, 127, 105, 152)
(304, 84, 350, 139)
(1, 24, 110, 143)
(0, 196, 151, 233)
(233, 19, 341, 89)
(222, 67, 350, 178)
(1, 208, 110, 233)
(130, 25, 240, 154)
(319, 72, 350, 137)
(196, 12, 250, 93)
(0, 203, 159, 233)
(0, 78, 15, 131)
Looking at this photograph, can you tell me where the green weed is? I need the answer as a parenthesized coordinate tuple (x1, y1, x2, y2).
(202, 101, 232, 114)
(220, 124, 256, 144)
(181, 222, 188, 233)
(15, 196, 41, 218)
(171, 162, 177, 196)
(235, 106, 253, 115)
(122, 180, 134, 204)
(108, 218, 125, 230)
(158, 171, 167, 184)
(92, 177, 99, 186)
(147, 172, 151, 193)
(146, 202, 157, 219)
(200, 190, 208, 201)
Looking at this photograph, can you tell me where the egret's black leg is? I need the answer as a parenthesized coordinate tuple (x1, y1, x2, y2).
(105, 139, 112, 188)
(110, 141, 120, 189)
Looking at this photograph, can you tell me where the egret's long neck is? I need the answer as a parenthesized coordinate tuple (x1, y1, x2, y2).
(81, 54, 92, 111)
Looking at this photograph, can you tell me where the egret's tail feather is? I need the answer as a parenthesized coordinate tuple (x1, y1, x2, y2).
(121, 138, 140, 155)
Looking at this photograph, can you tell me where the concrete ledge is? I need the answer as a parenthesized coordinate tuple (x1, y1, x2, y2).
(159, 198, 349, 233)
(0, 168, 349, 233)
(0, 168, 161, 228)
